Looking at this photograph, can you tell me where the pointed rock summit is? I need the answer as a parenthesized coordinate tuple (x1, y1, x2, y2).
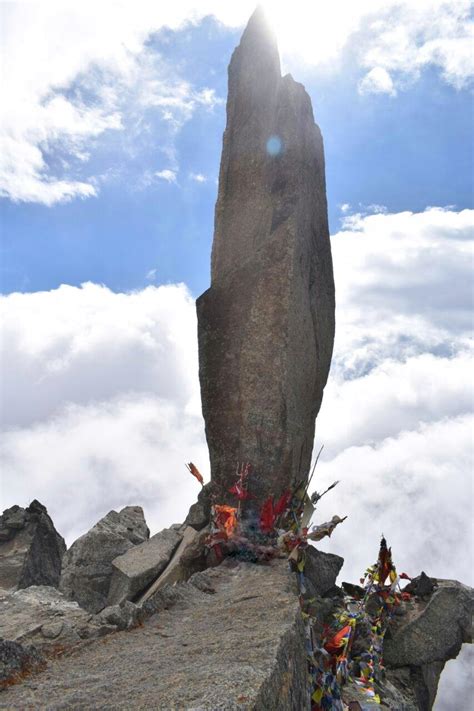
(197, 8, 335, 507)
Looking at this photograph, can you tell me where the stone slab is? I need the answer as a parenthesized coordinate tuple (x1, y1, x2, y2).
(107, 528, 182, 606)
(138, 526, 199, 603)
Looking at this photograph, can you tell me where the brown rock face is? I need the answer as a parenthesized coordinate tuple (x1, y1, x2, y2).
(197, 9, 335, 506)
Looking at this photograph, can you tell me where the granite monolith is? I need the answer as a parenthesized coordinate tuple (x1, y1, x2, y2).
(197, 8, 335, 507)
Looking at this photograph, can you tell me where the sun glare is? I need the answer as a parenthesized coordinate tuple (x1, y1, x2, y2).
(260, 0, 383, 67)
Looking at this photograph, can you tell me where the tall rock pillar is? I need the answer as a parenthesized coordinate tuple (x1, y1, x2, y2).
(197, 8, 335, 507)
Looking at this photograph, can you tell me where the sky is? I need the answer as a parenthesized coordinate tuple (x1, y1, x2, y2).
(0, 1, 473, 706)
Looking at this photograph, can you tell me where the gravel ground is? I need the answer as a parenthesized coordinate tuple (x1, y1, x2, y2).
(0, 560, 306, 711)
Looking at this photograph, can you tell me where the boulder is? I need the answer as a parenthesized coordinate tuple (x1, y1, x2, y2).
(107, 527, 182, 605)
(304, 545, 344, 597)
(0, 500, 66, 592)
(384, 579, 473, 668)
(403, 571, 438, 599)
(383, 579, 473, 709)
(184, 482, 213, 531)
(197, 7, 335, 508)
(59, 506, 149, 613)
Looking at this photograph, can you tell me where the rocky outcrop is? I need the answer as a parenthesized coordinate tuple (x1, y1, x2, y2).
(107, 528, 182, 606)
(0, 585, 145, 654)
(0, 561, 310, 710)
(304, 545, 344, 598)
(384, 578, 474, 710)
(59, 506, 149, 613)
(0, 529, 471, 710)
(197, 7, 335, 508)
(385, 579, 473, 667)
(0, 500, 66, 592)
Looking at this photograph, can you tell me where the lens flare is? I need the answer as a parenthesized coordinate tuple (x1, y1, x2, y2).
(266, 135, 282, 156)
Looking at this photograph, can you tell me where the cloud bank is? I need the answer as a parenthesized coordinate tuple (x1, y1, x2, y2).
(0, 282, 205, 542)
(1, 206, 472, 554)
(315, 207, 473, 580)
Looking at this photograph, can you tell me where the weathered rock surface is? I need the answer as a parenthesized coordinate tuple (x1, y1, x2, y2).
(96, 600, 144, 631)
(385, 579, 473, 668)
(0, 500, 66, 592)
(403, 571, 438, 599)
(197, 8, 335, 507)
(59, 506, 149, 613)
(304, 544, 344, 598)
(0, 561, 309, 710)
(107, 527, 182, 605)
(383, 578, 474, 709)
(0, 537, 471, 710)
(0, 585, 130, 651)
(0, 640, 44, 689)
(184, 481, 213, 530)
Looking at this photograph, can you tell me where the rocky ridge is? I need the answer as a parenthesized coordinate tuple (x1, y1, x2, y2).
(0, 499, 472, 709)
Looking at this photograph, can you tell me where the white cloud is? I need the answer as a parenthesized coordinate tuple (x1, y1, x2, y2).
(0, 3, 223, 205)
(319, 350, 473, 457)
(437, 647, 474, 710)
(0, 281, 206, 542)
(155, 169, 178, 184)
(189, 172, 207, 183)
(308, 207, 474, 590)
(358, 1, 473, 91)
(0, 282, 199, 429)
(1, 393, 208, 546)
(313, 414, 473, 584)
(358, 66, 396, 95)
(261, 1, 473, 92)
(1, 1, 471, 205)
(331, 207, 474, 380)
(146, 268, 157, 281)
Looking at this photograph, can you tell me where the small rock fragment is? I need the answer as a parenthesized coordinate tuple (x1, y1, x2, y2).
(40, 621, 63, 639)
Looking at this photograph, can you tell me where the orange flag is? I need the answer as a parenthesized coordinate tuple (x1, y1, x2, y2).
(186, 462, 204, 486)
(324, 624, 352, 655)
